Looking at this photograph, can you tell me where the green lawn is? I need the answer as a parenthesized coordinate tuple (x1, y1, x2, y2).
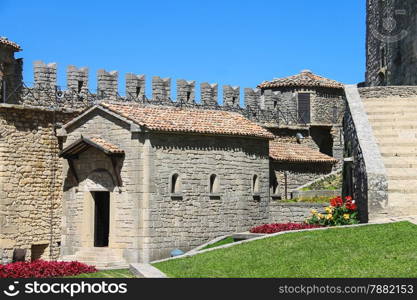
(67, 269, 135, 278)
(202, 237, 236, 250)
(153, 222, 417, 278)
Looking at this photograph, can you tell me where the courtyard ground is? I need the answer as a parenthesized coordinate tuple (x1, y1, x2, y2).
(153, 221, 417, 278)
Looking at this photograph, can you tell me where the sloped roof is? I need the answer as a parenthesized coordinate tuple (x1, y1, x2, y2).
(269, 140, 338, 164)
(100, 102, 274, 139)
(258, 70, 343, 89)
(59, 136, 124, 158)
(0, 37, 21, 51)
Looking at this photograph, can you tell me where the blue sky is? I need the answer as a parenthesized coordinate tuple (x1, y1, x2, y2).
(0, 0, 365, 100)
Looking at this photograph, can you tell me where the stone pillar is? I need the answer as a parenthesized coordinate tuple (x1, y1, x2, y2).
(244, 88, 261, 109)
(67, 65, 89, 95)
(126, 73, 146, 100)
(223, 85, 240, 107)
(152, 76, 171, 102)
(176, 79, 195, 104)
(200, 82, 218, 105)
(97, 69, 118, 100)
(34, 61, 57, 89)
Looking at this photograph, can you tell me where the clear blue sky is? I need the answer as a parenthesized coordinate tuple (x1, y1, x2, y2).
(0, 0, 366, 100)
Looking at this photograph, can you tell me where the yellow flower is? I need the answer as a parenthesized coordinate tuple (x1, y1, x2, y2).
(326, 214, 333, 220)
(317, 213, 324, 219)
(311, 209, 318, 215)
(325, 207, 332, 213)
(343, 214, 350, 220)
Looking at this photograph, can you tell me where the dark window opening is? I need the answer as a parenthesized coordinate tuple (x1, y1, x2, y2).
(273, 101, 277, 109)
(93, 191, 110, 247)
(171, 173, 180, 193)
(77, 80, 84, 93)
(232, 97, 236, 105)
(31, 244, 48, 261)
(186, 91, 191, 101)
(210, 174, 219, 193)
(136, 86, 141, 97)
(380, 47, 386, 68)
(252, 175, 259, 193)
(298, 93, 311, 123)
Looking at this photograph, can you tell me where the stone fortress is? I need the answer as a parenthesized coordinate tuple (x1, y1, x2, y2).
(0, 0, 415, 268)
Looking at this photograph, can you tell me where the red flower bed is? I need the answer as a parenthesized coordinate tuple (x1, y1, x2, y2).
(0, 260, 97, 278)
(250, 223, 322, 234)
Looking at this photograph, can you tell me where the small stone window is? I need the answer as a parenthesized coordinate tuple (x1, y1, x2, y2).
(209, 174, 220, 194)
(270, 174, 281, 200)
(252, 175, 259, 194)
(136, 86, 141, 98)
(171, 173, 181, 194)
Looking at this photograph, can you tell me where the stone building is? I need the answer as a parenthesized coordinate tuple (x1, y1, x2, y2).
(269, 139, 338, 200)
(57, 103, 274, 266)
(0, 37, 22, 104)
(366, 0, 417, 86)
(258, 70, 345, 161)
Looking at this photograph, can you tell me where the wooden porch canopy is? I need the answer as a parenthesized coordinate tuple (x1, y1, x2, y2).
(59, 136, 124, 186)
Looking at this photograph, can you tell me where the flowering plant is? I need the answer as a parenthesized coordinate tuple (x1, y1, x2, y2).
(250, 222, 322, 234)
(0, 260, 96, 278)
(305, 196, 359, 226)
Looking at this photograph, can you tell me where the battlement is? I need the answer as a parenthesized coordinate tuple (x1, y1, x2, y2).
(15, 60, 268, 110)
(0, 60, 344, 127)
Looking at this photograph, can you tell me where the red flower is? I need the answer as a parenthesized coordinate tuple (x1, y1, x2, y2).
(250, 223, 322, 234)
(0, 260, 96, 278)
(330, 196, 343, 207)
(345, 201, 357, 211)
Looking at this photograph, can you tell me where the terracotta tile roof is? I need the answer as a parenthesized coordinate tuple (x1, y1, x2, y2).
(89, 137, 124, 154)
(59, 136, 124, 158)
(269, 140, 338, 163)
(100, 102, 274, 139)
(258, 70, 343, 89)
(0, 37, 21, 51)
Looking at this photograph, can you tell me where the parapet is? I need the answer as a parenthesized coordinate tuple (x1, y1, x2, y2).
(201, 83, 218, 105)
(152, 76, 171, 102)
(34, 61, 57, 88)
(22, 61, 274, 110)
(126, 73, 146, 100)
(177, 79, 195, 104)
(97, 69, 118, 99)
(223, 85, 240, 107)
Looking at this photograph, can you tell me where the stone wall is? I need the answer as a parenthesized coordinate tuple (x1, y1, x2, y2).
(358, 86, 417, 98)
(147, 133, 270, 261)
(261, 87, 345, 125)
(343, 85, 388, 222)
(268, 202, 326, 223)
(0, 104, 75, 262)
(366, 0, 417, 86)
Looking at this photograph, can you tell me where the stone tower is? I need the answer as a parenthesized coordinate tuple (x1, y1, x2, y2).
(0, 37, 22, 103)
(366, 0, 417, 86)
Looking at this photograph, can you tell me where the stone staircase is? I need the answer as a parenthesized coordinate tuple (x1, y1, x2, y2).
(61, 247, 129, 270)
(363, 97, 417, 216)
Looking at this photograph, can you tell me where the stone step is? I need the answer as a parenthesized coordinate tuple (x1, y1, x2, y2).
(388, 180, 417, 193)
(366, 110, 417, 116)
(383, 160, 417, 168)
(377, 141, 417, 147)
(372, 124, 417, 130)
(364, 99, 417, 107)
(388, 193, 417, 205)
(386, 168, 417, 176)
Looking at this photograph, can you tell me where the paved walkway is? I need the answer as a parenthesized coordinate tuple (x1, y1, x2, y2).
(369, 215, 417, 225)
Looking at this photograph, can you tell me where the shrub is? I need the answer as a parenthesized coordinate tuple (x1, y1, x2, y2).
(250, 223, 322, 234)
(0, 260, 97, 278)
(305, 196, 359, 226)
